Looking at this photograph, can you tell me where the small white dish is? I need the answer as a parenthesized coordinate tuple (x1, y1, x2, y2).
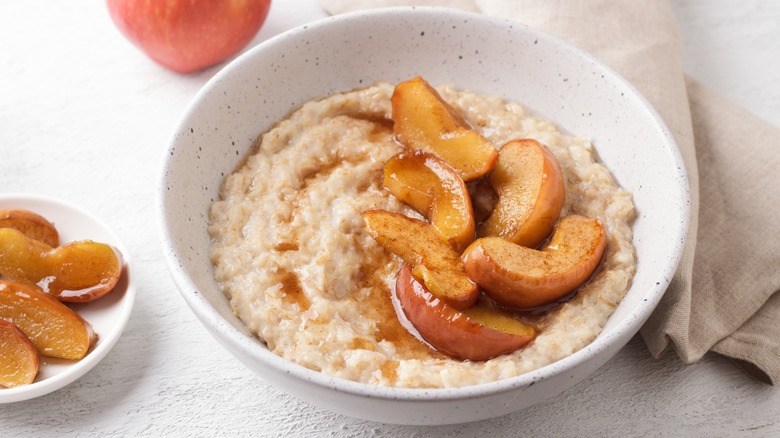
(0, 194, 134, 403)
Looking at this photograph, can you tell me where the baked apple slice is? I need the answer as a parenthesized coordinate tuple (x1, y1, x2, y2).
(395, 264, 535, 361)
(0, 319, 40, 388)
(391, 76, 498, 181)
(479, 139, 565, 248)
(383, 150, 475, 251)
(0, 228, 123, 302)
(463, 215, 606, 309)
(0, 280, 96, 360)
(362, 210, 478, 310)
(0, 209, 59, 247)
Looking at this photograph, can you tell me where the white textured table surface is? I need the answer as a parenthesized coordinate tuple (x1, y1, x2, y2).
(2, 1, 778, 436)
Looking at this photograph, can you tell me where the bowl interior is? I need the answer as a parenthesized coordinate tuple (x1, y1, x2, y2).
(159, 7, 688, 399)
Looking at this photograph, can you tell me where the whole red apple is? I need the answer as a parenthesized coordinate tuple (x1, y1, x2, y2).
(107, 0, 271, 73)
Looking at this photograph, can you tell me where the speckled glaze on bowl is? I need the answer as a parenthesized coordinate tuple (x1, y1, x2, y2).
(157, 7, 689, 425)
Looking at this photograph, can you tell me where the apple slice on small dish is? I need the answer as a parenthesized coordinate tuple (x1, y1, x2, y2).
(395, 264, 535, 361)
(0, 319, 40, 388)
(0, 280, 96, 360)
(463, 215, 606, 310)
(383, 150, 475, 251)
(0, 229, 123, 303)
(478, 139, 565, 248)
(391, 76, 498, 182)
(362, 210, 478, 310)
(0, 209, 59, 247)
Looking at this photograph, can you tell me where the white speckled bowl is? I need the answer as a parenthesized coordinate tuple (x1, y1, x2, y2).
(158, 7, 688, 425)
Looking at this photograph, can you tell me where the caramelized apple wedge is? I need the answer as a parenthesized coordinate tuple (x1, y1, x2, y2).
(0, 319, 40, 388)
(391, 76, 498, 181)
(479, 139, 565, 248)
(362, 210, 478, 310)
(0, 209, 59, 247)
(395, 264, 535, 360)
(383, 151, 475, 251)
(0, 280, 96, 360)
(0, 228, 123, 302)
(463, 215, 606, 309)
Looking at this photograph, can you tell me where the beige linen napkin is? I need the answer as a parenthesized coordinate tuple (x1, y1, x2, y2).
(320, 0, 780, 384)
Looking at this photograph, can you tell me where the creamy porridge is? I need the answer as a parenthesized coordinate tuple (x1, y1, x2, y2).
(208, 81, 635, 388)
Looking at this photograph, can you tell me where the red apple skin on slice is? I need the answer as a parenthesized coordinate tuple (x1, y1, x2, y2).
(395, 264, 535, 361)
(391, 76, 498, 182)
(463, 215, 606, 310)
(383, 150, 475, 251)
(362, 210, 478, 310)
(479, 139, 565, 249)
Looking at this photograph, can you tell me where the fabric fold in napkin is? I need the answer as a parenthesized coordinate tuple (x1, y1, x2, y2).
(319, 0, 780, 384)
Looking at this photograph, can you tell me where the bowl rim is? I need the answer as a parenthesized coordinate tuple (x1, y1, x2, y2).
(157, 6, 690, 402)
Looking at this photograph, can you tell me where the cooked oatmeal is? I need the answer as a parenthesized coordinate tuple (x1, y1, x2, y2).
(208, 82, 635, 388)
